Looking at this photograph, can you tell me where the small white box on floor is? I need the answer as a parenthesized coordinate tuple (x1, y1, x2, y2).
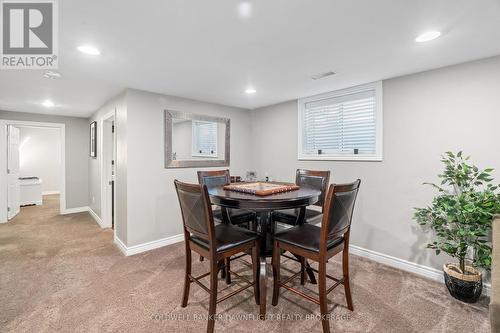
(19, 177, 43, 206)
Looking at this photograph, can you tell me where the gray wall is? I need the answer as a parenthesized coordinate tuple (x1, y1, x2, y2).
(250, 56, 500, 271)
(19, 127, 61, 193)
(124, 89, 252, 246)
(0, 111, 89, 209)
(87, 56, 500, 273)
(87, 89, 252, 247)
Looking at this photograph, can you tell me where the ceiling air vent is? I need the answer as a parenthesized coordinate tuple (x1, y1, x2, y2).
(311, 71, 336, 80)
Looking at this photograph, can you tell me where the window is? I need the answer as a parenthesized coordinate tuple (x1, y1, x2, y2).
(192, 120, 218, 158)
(298, 82, 383, 161)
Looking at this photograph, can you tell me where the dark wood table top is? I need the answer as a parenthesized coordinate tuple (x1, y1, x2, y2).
(208, 184, 320, 211)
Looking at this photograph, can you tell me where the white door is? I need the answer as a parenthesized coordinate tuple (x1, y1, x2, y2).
(7, 125, 20, 220)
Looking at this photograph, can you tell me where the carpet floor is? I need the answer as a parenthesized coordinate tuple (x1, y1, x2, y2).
(0, 195, 491, 332)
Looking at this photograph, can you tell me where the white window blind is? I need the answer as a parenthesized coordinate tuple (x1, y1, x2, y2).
(192, 121, 217, 158)
(299, 82, 382, 161)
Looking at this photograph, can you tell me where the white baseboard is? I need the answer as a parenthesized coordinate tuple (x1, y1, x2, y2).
(113, 233, 184, 256)
(349, 244, 491, 296)
(110, 232, 490, 296)
(114, 235, 128, 256)
(61, 206, 89, 215)
(42, 191, 60, 195)
(87, 207, 104, 228)
(20, 200, 42, 206)
(61, 206, 108, 229)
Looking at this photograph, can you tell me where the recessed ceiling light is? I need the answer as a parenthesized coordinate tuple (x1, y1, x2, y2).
(245, 88, 256, 94)
(415, 31, 441, 43)
(43, 70, 62, 79)
(42, 100, 55, 108)
(77, 45, 100, 55)
(238, 2, 252, 18)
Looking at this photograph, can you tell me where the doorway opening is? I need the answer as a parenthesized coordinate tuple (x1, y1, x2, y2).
(0, 120, 65, 223)
(100, 112, 116, 229)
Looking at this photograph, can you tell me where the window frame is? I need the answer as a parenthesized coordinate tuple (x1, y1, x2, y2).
(191, 120, 218, 158)
(297, 81, 383, 161)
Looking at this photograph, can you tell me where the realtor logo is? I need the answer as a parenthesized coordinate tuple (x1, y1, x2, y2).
(1, 0, 58, 69)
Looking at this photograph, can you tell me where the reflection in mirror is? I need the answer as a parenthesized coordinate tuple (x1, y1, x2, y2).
(171, 119, 226, 161)
(165, 110, 230, 168)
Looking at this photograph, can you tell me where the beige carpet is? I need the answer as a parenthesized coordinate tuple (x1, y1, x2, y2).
(0, 195, 491, 332)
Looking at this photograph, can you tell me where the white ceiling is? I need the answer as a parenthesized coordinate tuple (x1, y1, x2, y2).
(1, 0, 500, 118)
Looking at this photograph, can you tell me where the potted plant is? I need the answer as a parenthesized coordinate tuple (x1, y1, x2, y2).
(414, 151, 500, 303)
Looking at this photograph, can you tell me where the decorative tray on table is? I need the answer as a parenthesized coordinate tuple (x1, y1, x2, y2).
(222, 182, 299, 196)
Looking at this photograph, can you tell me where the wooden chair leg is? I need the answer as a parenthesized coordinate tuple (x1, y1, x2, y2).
(300, 256, 306, 285)
(343, 247, 354, 311)
(208, 259, 218, 333)
(252, 240, 260, 305)
(318, 260, 330, 333)
(181, 247, 192, 307)
(225, 257, 231, 285)
(272, 241, 280, 306)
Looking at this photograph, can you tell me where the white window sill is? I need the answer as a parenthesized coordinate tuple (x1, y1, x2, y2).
(298, 154, 383, 162)
(191, 155, 218, 158)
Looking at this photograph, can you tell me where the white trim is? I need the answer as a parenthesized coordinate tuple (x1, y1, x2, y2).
(88, 207, 104, 228)
(109, 233, 491, 295)
(349, 244, 491, 296)
(42, 190, 60, 195)
(20, 200, 43, 206)
(0, 120, 66, 223)
(114, 235, 128, 256)
(60, 206, 88, 214)
(297, 81, 383, 162)
(59, 206, 105, 229)
(114, 233, 184, 256)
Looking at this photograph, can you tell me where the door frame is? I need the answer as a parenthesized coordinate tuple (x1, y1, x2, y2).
(100, 110, 116, 229)
(0, 120, 66, 223)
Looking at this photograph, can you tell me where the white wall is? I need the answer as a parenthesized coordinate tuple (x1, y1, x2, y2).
(18, 126, 61, 193)
(250, 56, 500, 271)
(0, 111, 89, 209)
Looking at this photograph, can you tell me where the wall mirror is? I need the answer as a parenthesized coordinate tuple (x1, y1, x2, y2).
(165, 110, 230, 168)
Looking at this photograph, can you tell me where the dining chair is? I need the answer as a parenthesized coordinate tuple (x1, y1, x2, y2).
(272, 169, 330, 226)
(272, 169, 331, 285)
(197, 170, 257, 280)
(174, 180, 260, 333)
(271, 179, 361, 333)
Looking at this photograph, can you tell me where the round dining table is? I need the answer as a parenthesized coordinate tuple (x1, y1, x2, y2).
(208, 184, 321, 316)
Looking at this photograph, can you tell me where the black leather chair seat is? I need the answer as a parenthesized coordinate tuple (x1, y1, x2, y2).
(213, 208, 256, 225)
(191, 224, 258, 252)
(275, 224, 343, 253)
(272, 208, 323, 225)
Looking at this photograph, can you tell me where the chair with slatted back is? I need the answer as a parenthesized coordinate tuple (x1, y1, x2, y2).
(174, 180, 260, 333)
(271, 180, 361, 333)
(272, 169, 330, 226)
